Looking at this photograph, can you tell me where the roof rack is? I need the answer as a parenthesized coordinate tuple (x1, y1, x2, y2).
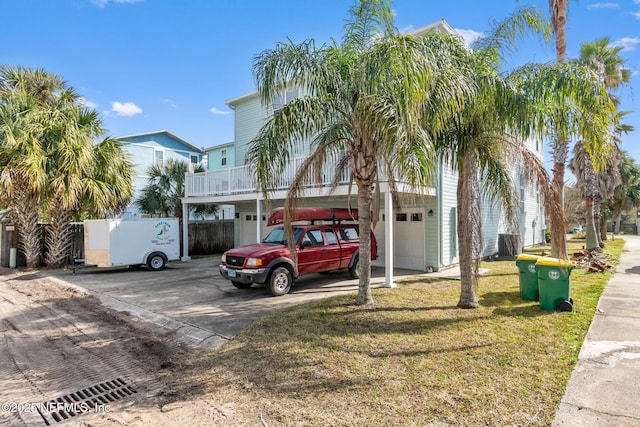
(267, 207, 358, 226)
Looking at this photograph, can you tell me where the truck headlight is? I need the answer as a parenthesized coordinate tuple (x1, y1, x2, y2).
(221, 254, 226, 263)
(246, 258, 263, 267)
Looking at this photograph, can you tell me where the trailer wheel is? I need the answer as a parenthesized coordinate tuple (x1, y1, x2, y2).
(267, 266, 292, 296)
(147, 253, 167, 271)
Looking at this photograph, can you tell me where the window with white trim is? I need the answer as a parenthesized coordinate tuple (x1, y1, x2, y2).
(154, 150, 164, 166)
(221, 148, 227, 166)
(273, 88, 299, 114)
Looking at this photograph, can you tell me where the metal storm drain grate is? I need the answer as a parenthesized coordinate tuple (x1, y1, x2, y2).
(38, 378, 137, 425)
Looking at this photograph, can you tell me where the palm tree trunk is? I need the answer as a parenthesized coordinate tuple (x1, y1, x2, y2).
(599, 214, 608, 242)
(550, 157, 568, 260)
(457, 151, 481, 309)
(584, 195, 599, 251)
(44, 196, 74, 267)
(613, 213, 622, 234)
(13, 194, 42, 268)
(593, 198, 603, 247)
(355, 182, 374, 306)
(549, 0, 569, 260)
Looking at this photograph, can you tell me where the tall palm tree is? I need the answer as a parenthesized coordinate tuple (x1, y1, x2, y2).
(434, 6, 553, 308)
(571, 37, 631, 249)
(512, 58, 616, 259)
(1, 65, 136, 267)
(547, 0, 570, 259)
(569, 141, 600, 250)
(0, 66, 65, 267)
(248, 0, 474, 305)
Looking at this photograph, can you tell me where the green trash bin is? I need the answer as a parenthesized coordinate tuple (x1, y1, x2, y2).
(536, 257, 575, 311)
(515, 254, 541, 301)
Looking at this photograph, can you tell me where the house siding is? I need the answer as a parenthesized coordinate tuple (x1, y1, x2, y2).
(233, 95, 267, 167)
(207, 145, 235, 171)
(440, 163, 459, 267)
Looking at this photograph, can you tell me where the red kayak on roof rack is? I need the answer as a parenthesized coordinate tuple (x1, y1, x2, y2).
(267, 207, 358, 226)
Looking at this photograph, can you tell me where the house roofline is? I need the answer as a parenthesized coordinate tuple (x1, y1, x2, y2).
(224, 20, 460, 109)
(117, 130, 205, 153)
(226, 91, 259, 108)
(408, 19, 457, 37)
(203, 141, 234, 151)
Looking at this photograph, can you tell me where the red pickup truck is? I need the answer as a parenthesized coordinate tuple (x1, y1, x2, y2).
(219, 208, 378, 296)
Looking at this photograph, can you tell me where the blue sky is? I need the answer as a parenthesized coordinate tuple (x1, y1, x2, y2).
(1, 0, 639, 172)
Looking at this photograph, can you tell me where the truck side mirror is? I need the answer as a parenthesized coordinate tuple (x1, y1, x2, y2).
(301, 240, 312, 248)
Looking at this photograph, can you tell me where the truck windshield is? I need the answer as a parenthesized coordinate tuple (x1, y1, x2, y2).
(263, 226, 304, 245)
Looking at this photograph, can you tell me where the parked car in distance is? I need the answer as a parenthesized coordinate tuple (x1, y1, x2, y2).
(219, 208, 378, 296)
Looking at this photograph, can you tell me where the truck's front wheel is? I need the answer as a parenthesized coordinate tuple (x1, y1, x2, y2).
(349, 256, 359, 279)
(267, 266, 292, 296)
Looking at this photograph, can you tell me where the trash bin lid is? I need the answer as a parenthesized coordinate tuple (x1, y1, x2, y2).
(535, 256, 575, 267)
(516, 254, 541, 261)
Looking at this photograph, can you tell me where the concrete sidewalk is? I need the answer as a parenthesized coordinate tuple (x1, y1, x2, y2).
(554, 235, 640, 426)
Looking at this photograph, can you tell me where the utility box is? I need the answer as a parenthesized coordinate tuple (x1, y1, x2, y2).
(84, 218, 180, 271)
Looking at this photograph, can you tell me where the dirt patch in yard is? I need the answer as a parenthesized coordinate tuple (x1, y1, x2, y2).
(0, 268, 253, 427)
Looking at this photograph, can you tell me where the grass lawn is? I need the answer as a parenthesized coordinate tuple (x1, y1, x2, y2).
(182, 238, 624, 426)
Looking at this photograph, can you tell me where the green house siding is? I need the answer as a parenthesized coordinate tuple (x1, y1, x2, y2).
(207, 144, 235, 171)
(440, 164, 459, 267)
(232, 95, 268, 167)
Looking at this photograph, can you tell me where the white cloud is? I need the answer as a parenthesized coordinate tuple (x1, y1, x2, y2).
(91, 0, 143, 8)
(634, 11, 640, 20)
(609, 37, 640, 51)
(454, 28, 485, 46)
(209, 107, 230, 116)
(587, 3, 619, 10)
(78, 97, 98, 109)
(111, 101, 142, 116)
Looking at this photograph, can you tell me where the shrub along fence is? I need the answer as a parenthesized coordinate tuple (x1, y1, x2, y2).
(0, 220, 234, 268)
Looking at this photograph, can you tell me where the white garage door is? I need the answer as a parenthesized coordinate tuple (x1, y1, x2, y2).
(393, 209, 426, 271)
(239, 213, 270, 246)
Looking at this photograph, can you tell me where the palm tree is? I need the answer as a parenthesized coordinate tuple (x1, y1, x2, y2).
(136, 158, 215, 219)
(248, 0, 474, 305)
(547, 0, 570, 259)
(0, 66, 65, 267)
(78, 137, 135, 220)
(1, 65, 136, 267)
(569, 141, 600, 250)
(430, 6, 558, 308)
(511, 58, 616, 259)
(603, 152, 640, 235)
(571, 38, 632, 249)
(43, 104, 106, 267)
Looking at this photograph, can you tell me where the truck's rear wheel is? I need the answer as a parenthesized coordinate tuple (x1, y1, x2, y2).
(232, 281, 252, 289)
(147, 253, 166, 271)
(267, 266, 292, 296)
(349, 256, 359, 279)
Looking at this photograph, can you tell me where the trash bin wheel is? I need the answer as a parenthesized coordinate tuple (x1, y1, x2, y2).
(557, 300, 573, 312)
(570, 298, 574, 305)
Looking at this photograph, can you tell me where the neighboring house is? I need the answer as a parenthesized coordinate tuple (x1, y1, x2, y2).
(204, 141, 235, 220)
(181, 20, 546, 278)
(118, 130, 204, 219)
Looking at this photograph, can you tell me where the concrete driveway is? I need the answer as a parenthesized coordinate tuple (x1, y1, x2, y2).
(43, 257, 433, 350)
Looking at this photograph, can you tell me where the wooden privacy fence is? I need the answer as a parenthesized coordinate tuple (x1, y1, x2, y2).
(0, 220, 234, 267)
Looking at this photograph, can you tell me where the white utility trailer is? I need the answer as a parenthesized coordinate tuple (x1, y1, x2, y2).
(83, 218, 180, 271)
